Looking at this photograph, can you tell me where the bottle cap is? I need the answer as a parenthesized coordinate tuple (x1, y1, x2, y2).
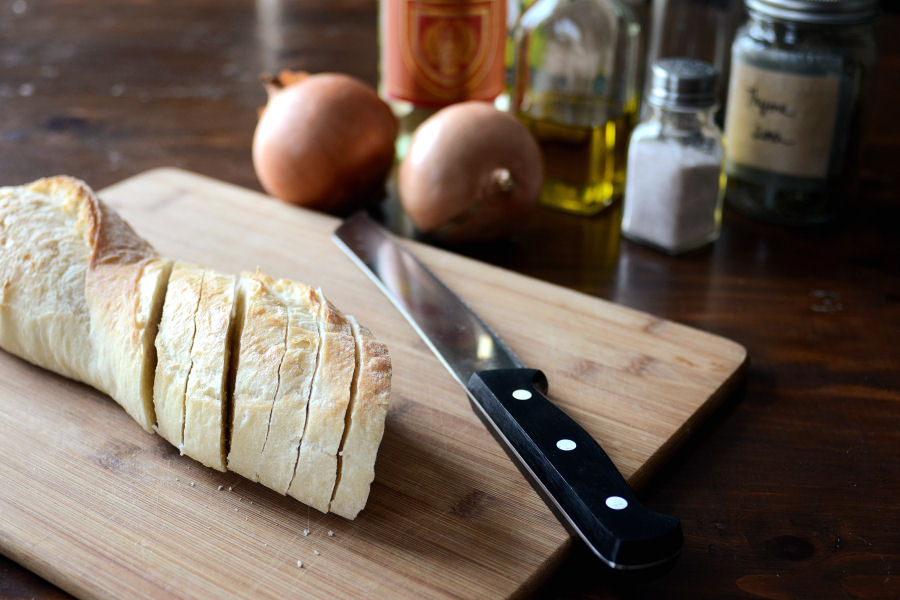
(744, 0, 879, 24)
(647, 58, 718, 110)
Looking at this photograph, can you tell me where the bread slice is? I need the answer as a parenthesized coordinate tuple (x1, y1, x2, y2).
(329, 316, 391, 519)
(227, 271, 288, 481)
(0, 176, 171, 432)
(257, 279, 320, 493)
(88, 250, 171, 433)
(183, 269, 238, 471)
(153, 262, 204, 451)
(287, 291, 356, 513)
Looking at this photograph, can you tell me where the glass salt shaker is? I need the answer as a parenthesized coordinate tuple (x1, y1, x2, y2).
(621, 58, 724, 254)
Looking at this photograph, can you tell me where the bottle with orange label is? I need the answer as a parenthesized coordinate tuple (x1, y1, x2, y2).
(380, 0, 507, 157)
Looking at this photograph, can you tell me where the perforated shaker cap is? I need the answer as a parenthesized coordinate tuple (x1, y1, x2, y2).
(647, 58, 718, 110)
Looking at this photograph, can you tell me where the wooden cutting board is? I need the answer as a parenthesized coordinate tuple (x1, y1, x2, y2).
(0, 169, 746, 599)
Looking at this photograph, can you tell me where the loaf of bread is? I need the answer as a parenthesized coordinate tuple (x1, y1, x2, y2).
(0, 176, 390, 519)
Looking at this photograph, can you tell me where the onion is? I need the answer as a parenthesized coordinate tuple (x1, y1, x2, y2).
(398, 101, 543, 244)
(252, 70, 398, 214)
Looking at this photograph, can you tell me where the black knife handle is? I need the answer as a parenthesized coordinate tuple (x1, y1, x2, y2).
(466, 368, 683, 571)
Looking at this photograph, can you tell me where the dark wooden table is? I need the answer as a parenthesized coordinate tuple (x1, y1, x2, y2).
(2, 1, 898, 598)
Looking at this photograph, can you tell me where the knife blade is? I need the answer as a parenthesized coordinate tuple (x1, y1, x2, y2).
(333, 211, 683, 572)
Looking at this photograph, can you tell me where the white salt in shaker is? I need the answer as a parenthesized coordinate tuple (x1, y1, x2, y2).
(622, 58, 724, 254)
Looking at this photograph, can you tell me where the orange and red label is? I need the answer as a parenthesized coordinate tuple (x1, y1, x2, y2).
(383, 0, 506, 107)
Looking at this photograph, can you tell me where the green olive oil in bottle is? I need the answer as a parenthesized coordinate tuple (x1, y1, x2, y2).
(512, 0, 641, 216)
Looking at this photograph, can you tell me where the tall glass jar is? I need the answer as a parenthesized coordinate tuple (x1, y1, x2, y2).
(622, 59, 725, 254)
(723, 0, 879, 225)
(512, 0, 641, 216)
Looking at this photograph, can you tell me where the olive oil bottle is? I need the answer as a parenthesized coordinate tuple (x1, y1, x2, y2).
(518, 96, 637, 215)
(512, 0, 641, 216)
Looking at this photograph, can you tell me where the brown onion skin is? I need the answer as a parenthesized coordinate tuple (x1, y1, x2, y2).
(398, 101, 543, 244)
(252, 71, 398, 214)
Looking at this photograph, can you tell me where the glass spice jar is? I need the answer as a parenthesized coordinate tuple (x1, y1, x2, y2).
(622, 58, 725, 254)
(723, 0, 879, 225)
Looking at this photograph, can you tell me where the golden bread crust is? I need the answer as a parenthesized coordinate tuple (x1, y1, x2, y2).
(227, 271, 288, 481)
(153, 262, 203, 449)
(287, 291, 356, 513)
(330, 316, 391, 519)
(183, 269, 237, 471)
(0, 176, 171, 431)
(257, 278, 320, 493)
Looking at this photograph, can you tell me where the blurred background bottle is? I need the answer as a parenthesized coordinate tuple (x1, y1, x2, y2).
(380, 0, 507, 157)
(643, 0, 743, 123)
(511, 0, 641, 216)
(496, 0, 537, 111)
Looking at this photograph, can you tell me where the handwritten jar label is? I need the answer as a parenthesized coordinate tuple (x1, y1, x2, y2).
(724, 61, 840, 179)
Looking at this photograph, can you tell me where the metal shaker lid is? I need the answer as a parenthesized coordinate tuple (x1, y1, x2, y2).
(744, 0, 879, 24)
(647, 58, 718, 110)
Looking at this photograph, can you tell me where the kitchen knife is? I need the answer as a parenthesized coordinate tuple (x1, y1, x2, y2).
(333, 211, 683, 572)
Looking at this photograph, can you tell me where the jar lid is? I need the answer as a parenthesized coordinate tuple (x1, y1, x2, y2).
(744, 0, 879, 24)
(647, 58, 718, 110)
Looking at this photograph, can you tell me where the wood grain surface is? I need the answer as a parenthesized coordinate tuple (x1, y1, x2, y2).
(0, 169, 745, 599)
(1, 1, 898, 598)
